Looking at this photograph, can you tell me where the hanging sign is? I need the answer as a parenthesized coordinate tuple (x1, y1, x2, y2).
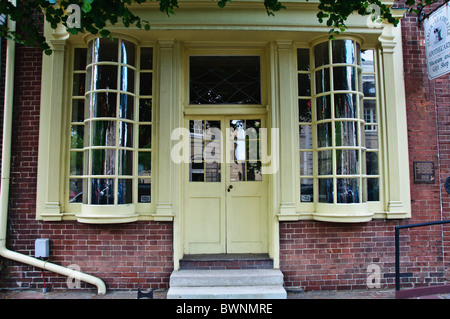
(424, 2, 450, 80)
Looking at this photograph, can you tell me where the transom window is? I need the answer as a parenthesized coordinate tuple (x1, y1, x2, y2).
(68, 38, 153, 209)
(189, 56, 261, 105)
(297, 39, 380, 206)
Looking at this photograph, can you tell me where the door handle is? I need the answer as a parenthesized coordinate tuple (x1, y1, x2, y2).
(227, 185, 233, 192)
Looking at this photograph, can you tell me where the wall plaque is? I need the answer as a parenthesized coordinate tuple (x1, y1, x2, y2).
(414, 161, 435, 184)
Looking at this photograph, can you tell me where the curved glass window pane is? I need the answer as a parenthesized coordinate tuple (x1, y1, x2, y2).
(317, 122, 332, 147)
(316, 95, 331, 120)
(315, 68, 330, 94)
(118, 121, 133, 148)
(118, 150, 133, 175)
(119, 94, 134, 120)
(333, 66, 357, 91)
(120, 67, 135, 93)
(92, 121, 116, 146)
(318, 150, 332, 175)
(92, 65, 118, 90)
(121, 40, 136, 66)
(335, 121, 358, 146)
(91, 38, 118, 63)
(91, 178, 114, 204)
(337, 178, 359, 203)
(335, 94, 357, 118)
(319, 178, 333, 203)
(336, 149, 359, 175)
(92, 92, 117, 118)
(314, 41, 329, 67)
(118, 179, 133, 204)
(91, 149, 115, 175)
(332, 40, 355, 64)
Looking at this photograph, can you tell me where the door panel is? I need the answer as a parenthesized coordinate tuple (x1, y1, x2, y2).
(184, 117, 267, 255)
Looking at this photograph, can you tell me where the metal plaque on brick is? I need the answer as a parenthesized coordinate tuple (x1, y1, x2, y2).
(414, 161, 435, 184)
(424, 3, 450, 80)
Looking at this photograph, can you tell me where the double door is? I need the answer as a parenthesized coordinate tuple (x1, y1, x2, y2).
(183, 117, 268, 254)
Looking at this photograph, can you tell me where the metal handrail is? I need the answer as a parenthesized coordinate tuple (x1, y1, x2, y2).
(395, 220, 450, 291)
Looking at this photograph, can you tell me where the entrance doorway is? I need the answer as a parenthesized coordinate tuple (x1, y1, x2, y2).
(183, 117, 268, 254)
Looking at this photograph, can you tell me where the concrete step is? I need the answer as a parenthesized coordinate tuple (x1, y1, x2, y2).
(167, 285, 287, 299)
(167, 269, 287, 299)
(170, 269, 284, 287)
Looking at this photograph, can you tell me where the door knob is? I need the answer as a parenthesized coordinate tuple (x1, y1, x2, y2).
(227, 185, 233, 192)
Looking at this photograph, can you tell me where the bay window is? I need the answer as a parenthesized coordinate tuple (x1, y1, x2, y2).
(68, 37, 154, 223)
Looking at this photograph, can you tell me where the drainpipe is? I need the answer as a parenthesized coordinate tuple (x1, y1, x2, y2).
(0, 2, 106, 295)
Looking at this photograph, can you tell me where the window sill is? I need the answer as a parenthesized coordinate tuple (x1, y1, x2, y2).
(75, 204, 139, 224)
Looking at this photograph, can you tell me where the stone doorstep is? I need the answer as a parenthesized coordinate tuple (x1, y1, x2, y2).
(167, 269, 287, 299)
(167, 285, 287, 299)
(170, 269, 284, 287)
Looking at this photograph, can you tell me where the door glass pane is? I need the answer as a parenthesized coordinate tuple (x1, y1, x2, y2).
(247, 161, 262, 181)
(189, 56, 261, 105)
(189, 120, 221, 182)
(230, 119, 263, 182)
(230, 162, 245, 181)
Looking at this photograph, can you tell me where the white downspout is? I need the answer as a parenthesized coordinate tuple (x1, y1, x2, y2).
(0, 3, 106, 295)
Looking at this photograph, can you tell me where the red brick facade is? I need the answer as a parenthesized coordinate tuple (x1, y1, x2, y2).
(1, 7, 450, 293)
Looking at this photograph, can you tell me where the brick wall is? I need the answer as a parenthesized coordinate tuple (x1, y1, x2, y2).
(0, 43, 173, 292)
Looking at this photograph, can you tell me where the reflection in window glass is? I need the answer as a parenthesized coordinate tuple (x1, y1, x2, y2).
(72, 40, 154, 206)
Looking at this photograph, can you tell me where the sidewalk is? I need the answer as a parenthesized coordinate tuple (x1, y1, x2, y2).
(0, 288, 449, 299)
